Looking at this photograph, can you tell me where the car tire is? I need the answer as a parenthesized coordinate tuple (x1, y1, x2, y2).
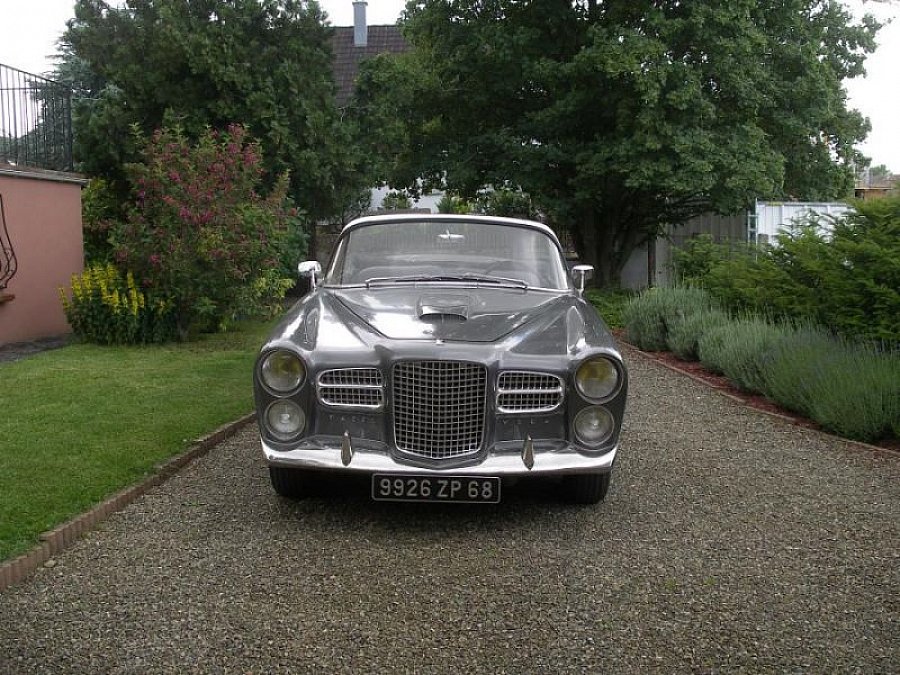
(564, 472, 611, 504)
(269, 466, 311, 499)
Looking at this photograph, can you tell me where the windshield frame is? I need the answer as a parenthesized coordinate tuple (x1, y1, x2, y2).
(322, 215, 573, 292)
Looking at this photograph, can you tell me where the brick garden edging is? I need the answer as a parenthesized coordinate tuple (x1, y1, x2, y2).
(0, 413, 257, 592)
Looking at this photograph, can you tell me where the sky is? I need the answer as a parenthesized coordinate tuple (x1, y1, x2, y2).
(0, 0, 897, 170)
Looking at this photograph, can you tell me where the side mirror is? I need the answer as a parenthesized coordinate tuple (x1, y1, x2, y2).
(298, 260, 323, 289)
(571, 264, 593, 294)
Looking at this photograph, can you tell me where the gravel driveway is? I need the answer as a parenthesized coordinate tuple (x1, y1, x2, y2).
(1, 349, 897, 674)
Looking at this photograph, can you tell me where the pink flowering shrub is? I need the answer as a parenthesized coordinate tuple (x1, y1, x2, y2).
(111, 125, 299, 337)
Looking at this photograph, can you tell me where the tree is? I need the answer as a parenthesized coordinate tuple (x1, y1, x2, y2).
(868, 164, 894, 183)
(58, 0, 367, 221)
(355, 0, 878, 285)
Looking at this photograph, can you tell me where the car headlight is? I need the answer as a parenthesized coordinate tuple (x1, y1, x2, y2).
(575, 357, 620, 401)
(261, 350, 305, 393)
(265, 400, 306, 440)
(574, 406, 615, 447)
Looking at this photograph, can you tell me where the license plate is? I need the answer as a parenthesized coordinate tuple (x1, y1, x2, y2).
(372, 474, 501, 503)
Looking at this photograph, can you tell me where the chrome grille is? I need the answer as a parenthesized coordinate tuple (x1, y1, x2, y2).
(497, 371, 564, 413)
(317, 368, 384, 409)
(393, 360, 487, 460)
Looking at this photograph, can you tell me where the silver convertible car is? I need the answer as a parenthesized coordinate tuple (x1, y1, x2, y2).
(253, 214, 627, 504)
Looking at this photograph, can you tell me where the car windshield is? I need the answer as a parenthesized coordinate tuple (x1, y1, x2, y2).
(325, 220, 570, 289)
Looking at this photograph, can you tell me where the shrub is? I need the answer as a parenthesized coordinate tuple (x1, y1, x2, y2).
(81, 178, 124, 264)
(585, 288, 635, 329)
(622, 286, 715, 351)
(673, 199, 900, 344)
(379, 191, 412, 211)
(671, 234, 723, 284)
(808, 343, 900, 442)
(759, 324, 837, 417)
(761, 333, 900, 442)
(474, 187, 538, 219)
(697, 316, 789, 393)
(60, 264, 177, 344)
(110, 124, 298, 337)
(666, 308, 730, 361)
(623, 282, 899, 443)
(437, 194, 473, 214)
(813, 198, 900, 342)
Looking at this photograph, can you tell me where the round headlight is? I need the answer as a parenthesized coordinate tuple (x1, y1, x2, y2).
(575, 357, 620, 401)
(265, 400, 306, 440)
(261, 350, 305, 393)
(574, 406, 615, 447)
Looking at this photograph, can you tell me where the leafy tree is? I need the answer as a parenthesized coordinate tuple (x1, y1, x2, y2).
(474, 187, 538, 219)
(867, 164, 894, 183)
(58, 0, 366, 221)
(379, 191, 413, 211)
(436, 193, 472, 214)
(356, 0, 878, 285)
(80, 177, 121, 263)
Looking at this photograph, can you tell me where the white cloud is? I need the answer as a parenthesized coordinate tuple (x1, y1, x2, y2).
(843, 0, 900, 170)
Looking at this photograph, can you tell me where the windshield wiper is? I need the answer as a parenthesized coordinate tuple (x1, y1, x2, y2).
(365, 274, 528, 289)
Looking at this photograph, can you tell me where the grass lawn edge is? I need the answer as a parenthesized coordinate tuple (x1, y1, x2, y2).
(0, 412, 256, 592)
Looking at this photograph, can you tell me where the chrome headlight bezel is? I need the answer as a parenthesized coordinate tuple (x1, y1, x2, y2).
(573, 405, 616, 448)
(259, 349, 306, 394)
(574, 356, 621, 402)
(264, 400, 307, 441)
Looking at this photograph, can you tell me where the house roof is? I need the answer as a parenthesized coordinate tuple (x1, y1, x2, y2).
(331, 25, 408, 107)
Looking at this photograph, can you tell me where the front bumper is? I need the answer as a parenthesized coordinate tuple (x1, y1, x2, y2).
(262, 434, 617, 476)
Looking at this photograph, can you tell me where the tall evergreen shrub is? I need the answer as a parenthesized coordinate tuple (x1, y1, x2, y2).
(672, 199, 900, 345)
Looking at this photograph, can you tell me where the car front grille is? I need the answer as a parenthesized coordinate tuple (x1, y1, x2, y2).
(497, 371, 564, 413)
(393, 360, 487, 460)
(317, 368, 384, 409)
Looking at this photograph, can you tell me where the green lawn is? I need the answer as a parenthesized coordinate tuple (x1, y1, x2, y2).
(0, 320, 274, 561)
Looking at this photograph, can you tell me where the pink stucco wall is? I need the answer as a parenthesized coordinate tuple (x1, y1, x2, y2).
(0, 169, 84, 346)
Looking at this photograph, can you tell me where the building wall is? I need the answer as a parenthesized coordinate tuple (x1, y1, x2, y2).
(0, 168, 84, 346)
(752, 200, 852, 240)
(647, 212, 747, 288)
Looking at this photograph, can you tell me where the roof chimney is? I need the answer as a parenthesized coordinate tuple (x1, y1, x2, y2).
(353, 1, 368, 47)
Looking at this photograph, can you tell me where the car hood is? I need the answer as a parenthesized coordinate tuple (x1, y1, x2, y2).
(267, 284, 615, 356)
(329, 286, 577, 343)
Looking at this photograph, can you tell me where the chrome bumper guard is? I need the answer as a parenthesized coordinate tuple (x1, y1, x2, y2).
(262, 434, 616, 476)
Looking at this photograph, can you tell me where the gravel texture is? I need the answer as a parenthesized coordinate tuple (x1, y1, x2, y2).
(1, 348, 897, 674)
